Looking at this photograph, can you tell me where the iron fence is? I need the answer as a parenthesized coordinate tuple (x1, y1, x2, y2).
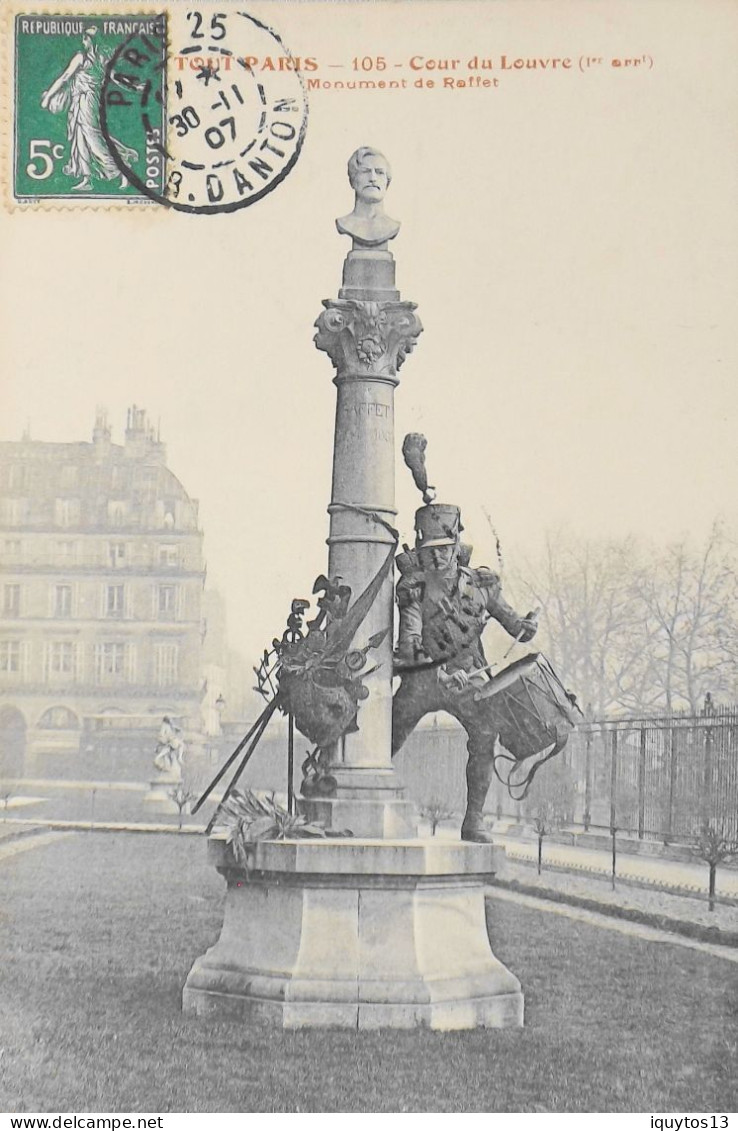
(564, 708, 738, 843)
(395, 708, 738, 845)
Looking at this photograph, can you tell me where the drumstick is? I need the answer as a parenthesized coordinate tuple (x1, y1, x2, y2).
(500, 606, 541, 662)
(465, 607, 541, 682)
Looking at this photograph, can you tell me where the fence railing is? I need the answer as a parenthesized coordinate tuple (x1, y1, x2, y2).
(564, 709, 738, 844)
(394, 709, 738, 845)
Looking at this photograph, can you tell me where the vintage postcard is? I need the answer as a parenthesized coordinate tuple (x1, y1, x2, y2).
(0, 0, 737, 1118)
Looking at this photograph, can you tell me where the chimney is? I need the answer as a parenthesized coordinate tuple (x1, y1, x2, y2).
(92, 406, 111, 457)
(124, 405, 166, 463)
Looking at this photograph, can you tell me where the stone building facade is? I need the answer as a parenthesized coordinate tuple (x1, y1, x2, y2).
(0, 407, 207, 778)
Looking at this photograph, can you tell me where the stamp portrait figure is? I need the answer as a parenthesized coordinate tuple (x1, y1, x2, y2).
(40, 25, 137, 190)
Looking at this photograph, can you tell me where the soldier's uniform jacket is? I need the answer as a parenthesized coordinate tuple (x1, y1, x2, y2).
(396, 557, 525, 676)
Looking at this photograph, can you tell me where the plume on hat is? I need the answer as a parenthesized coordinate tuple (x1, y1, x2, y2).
(402, 433, 435, 505)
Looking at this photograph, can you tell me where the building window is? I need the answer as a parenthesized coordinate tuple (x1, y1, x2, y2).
(54, 498, 80, 527)
(56, 540, 77, 564)
(107, 500, 129, 526)
(95, 642, 129, 682)
(46, 641, 76, 678)
(54, 585, 72, 617)
(0, 498, 30, 525)
(0, 640, 20, 673)
(60, 465, 78, 488)
(154, 643, 178, 686)
(161, 500, 177, 530)
(109, 542, 127, 568)
(7, 466, 27, 491)
(157, 584, 177, 620)
(106, 584, 125, 619)
(38, 705, 79, 729)
(158, 543, 178, 567)
(3, 540, 21, 561)
(3, 584, 21, 617)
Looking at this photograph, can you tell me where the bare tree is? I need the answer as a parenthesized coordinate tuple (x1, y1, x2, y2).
(169, 782, 195, 830)
(531, 802, 554, 875)
(420, 798, 457, 836)
(633, 523, 738, 713)
(510, 523, 738, 718)
(511, 531, 650, 717)
(523, 760, 576, 874)
(690, 822, 738, 912)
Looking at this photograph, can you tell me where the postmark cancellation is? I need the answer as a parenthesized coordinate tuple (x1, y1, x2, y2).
(6, 3, 309, 211)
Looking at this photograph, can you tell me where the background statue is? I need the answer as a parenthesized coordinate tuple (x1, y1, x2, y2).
(154, 716, 185, 777)
(336, 147, 401, 249)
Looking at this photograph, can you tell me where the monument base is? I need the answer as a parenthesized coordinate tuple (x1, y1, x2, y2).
(302, 767, 418, 838)
(339, 249, 400, 301)
(182, 837, 523, 1030)
(142, 773, 180, 814)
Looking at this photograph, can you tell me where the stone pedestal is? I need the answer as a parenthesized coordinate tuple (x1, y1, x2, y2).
(305, 769, 416, 839)
(340, 249, 399, 301)
(142, 770, 180, 815)
(183, 836, 522, 1030)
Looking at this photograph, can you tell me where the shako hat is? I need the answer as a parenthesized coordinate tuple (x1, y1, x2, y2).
(414, 503, 463, 550)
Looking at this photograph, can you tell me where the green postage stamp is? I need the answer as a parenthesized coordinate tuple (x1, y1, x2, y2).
(13, 13, 166, 202)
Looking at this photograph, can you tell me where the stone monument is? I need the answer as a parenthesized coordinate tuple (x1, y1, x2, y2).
(182, 148, 526, 1029)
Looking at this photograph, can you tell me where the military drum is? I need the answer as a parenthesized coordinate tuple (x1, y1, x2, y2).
(473, 652, 583, 763)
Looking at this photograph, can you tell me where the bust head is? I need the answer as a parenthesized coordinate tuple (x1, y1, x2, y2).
(337, 147, 400, 250)
(347, 148, 392, 206)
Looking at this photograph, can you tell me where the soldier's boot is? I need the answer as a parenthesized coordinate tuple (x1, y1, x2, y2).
(460, 755, 495, 844)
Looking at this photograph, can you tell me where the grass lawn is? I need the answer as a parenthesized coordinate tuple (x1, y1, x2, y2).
(0, 832, 736, 1113)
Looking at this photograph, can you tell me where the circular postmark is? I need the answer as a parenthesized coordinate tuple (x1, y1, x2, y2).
(100, 9, 308, 214)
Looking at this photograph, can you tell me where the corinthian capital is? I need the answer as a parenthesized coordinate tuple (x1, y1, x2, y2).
(314, 299, 423, 381)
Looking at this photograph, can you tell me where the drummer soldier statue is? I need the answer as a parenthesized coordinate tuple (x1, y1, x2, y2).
(392, 438, 539, 842)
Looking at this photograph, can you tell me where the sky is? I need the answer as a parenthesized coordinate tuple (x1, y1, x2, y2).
(2, 0, 737, 666)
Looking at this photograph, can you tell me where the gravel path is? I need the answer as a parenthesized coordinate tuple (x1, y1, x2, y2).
(499, 855, 738, 933)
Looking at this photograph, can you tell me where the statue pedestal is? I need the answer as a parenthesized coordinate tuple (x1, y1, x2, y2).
(142, 770, 180, 815)
(303, 768, 416, 838)
(339, 250, 399, 301)
(182, 836, 523, 1030)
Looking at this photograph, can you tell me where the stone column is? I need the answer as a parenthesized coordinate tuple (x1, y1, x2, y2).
(307, 248, 422, 837)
